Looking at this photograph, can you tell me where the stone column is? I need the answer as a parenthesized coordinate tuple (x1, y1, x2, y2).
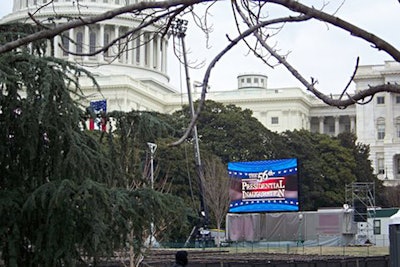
(385, 92, 394, 142)
(68, 28, 75, 61)
(155, 34, 161, 71)
(127, 34, 133, 65)
(350, 115, 356, 133)
(139, 32, 145, 67)
(335, 116, 340, 136)
(84, 26, 89, 61)
(148, 33, 154, 68)
(132, 33, 137, 65)
(99, 24, 105, 62)
(53, 34, 60, 58)
(114, 25, 120, 62)
(319, 116, 324, 134)
(162, 38, 168, 73)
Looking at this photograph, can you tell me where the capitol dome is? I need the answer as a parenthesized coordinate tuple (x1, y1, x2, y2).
(2, 0, 171, 87)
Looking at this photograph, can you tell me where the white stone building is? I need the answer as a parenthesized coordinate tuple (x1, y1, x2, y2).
(1, 0, 400, 185)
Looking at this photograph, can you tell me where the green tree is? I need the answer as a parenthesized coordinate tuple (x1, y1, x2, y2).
(0, 25, 184, 267)
(280, 130, 357, 210)
(336, 132, 387, 207)
(174, 100, 281, 164)
(104, 111, 194, 243)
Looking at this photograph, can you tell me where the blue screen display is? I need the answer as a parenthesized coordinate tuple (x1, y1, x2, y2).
(228, 158, 299, 213)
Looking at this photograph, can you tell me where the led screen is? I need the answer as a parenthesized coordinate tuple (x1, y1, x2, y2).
(228, 158, 299, 213)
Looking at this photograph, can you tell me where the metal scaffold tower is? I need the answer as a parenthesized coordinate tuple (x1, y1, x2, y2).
(345, 182, 376, 222)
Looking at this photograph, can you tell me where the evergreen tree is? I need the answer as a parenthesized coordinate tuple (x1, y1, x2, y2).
(0, 24, 184, 266)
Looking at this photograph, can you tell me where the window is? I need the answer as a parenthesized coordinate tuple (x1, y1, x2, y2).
(377, 157, 385, 174)
(396, 96, 400, 104)
(104, 33, 110, 57)
(396, 117, 400, 138)
(373, 220, 381, 235)
(254, 78, 258, 83)
(76, 32, 83, 53)
(329, 125, 335, 133)
(377, 117, 385, 140)
(377, 96, 385, 104)
(89, 32, 97, 54)
(398, 158, 400, 174)
(246, 78, 251, 83)
(61, 33, 69, 56)
(271, 117, 279, 125)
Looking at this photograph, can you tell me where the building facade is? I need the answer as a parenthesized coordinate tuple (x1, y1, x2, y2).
(2, 1, 400, 185)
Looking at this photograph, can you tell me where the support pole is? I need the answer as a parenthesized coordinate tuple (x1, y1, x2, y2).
(171, 18, 209, 236)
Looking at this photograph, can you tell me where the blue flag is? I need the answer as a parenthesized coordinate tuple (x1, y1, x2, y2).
(90, 99, 107, 113)
(89, 100, 107, 131)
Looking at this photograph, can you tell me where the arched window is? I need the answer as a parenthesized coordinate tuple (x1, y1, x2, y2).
(89, 32, 97, 54)
(76, 32, 83, 54)
(377, 117, 385, 140)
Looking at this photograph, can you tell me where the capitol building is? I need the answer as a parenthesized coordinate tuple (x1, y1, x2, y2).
(2, 0, 400, 185)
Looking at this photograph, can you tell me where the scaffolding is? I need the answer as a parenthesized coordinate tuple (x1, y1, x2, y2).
(345, 182, 376, 244)
(345, 182, 376, 222)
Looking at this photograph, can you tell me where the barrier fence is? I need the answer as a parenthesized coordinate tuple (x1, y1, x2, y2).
(159, 240, 389, 257)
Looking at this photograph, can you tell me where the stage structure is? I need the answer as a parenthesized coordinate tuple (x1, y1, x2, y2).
(226, 209, 357, 246)
(345, 182, 376, 223)
(225, 158, 359, 246)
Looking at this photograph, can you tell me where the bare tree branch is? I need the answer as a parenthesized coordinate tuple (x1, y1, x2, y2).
(3, 0, 400, 145)
(171, 15, 312, 146)
(266, 0, 400, 62)
(235, 0, 400, 108)
(0, 0, 214, 54)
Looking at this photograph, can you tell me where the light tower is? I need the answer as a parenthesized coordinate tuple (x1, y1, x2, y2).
(170, 18, 209, 243)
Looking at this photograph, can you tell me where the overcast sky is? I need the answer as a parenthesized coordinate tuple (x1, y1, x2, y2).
(1, 1, 399, 94)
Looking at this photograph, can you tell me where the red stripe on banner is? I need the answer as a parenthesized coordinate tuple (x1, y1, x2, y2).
(89, 118, 94, 130)
(101, 118, 107, 132)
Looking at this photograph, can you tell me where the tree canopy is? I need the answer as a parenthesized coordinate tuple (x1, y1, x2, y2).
(173, 100, 282, 163)
(0, 25, 188, 267)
